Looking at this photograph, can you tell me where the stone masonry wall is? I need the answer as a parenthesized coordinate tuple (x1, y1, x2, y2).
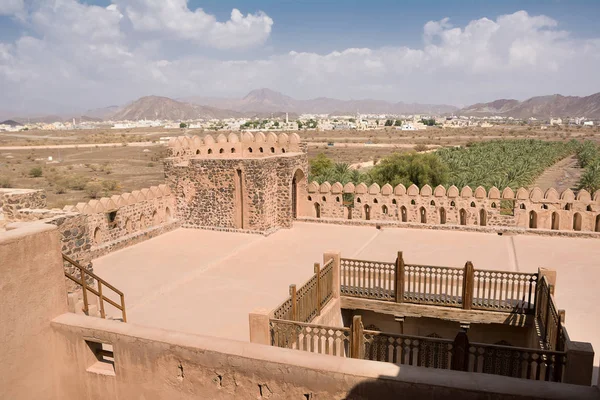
(304, 181, 600, 235)
(0, 188, 47, 221)
(166, 153, 307, 232)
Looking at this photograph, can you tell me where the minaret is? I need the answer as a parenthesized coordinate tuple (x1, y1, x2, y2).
(285, 112, 289, 124)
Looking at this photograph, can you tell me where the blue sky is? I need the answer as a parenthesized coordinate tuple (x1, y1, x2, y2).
(0, 0, 599, 113)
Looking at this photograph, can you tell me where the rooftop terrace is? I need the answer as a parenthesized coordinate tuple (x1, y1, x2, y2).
(92, 222, 600, 382)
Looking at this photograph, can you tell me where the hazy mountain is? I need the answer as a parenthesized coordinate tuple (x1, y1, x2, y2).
(459, 92, 600, 118)
(0, 119, 22, 126)
(181, 88, 458, 115)
(110, 96, 243, 121)
(85, 105, 121, 120)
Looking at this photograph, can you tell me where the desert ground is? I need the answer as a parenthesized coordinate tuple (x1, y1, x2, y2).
(1, 125, 598, 207)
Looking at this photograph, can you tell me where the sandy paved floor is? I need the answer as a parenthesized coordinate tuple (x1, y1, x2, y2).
(93, 222, 599, 378)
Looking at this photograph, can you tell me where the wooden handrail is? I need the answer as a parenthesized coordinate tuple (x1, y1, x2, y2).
(63, 254, 127, 322)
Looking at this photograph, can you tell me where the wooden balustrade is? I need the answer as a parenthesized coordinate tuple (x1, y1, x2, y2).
(270, 315, 568, 383)
(62, 254, 127, 322)
(270, 319, 351, 357)
(272, 258, 336, 323)
(340, 254, 539, 315)
(340, 258, 396, 300)
(467, 340, 566, 382)
(536, 277, 562, 350)
(472, 269, 538, 313)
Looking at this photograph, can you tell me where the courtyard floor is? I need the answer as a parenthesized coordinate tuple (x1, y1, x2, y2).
(93, 222, 600, 375)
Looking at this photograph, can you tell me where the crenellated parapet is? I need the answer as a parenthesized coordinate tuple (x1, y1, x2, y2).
(304, 182, 600, 233)
(166, 132, 303, 161)
(61, 184, 177, 247)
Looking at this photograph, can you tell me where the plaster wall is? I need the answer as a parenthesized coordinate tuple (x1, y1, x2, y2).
(0, 223, 68, 400)
(51, 313, 599, 400)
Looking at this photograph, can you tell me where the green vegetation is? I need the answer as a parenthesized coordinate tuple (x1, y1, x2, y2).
(309, 139, 576, 191)
(384, 119, 393, 126)
(437, 140, 575, 189)
(370, 153, 448, 188)
(394, 120, 402, 126)
(179, 122, 187, 128)
(575, 140, 600, 193)
(421, 118, 437, 126)
(29, 166, 43, 178)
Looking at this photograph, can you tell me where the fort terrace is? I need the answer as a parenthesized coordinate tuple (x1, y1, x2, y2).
(2, 133, 600, 399)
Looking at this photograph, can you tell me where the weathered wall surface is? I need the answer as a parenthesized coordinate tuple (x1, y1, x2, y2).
(304, 182, 600, 236)
(0, 188, 47, 220)
(51, 313, 599, 400)
(165, 133, 307, 233)
(0, 223, 67, 400)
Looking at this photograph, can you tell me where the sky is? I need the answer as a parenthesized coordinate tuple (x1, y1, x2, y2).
(0, 0, 599, 115)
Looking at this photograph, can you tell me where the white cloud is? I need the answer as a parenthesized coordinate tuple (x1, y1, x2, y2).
(113, 0, 272, 49)
(0, 4, 598, 114)
(0, 0, 24, 16)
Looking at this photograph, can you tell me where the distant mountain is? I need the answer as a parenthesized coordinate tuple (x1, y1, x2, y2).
(459, 92, 600, 119)
(85, 105, 121, 120)
(110, 96, 243, 121)
(180, 88, 458, 115)
(0, 119, 22, 126)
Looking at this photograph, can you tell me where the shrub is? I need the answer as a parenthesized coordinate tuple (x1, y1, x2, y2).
(85, 182, 104, 199)
(414, 144, 428, 152)
(101, 179, 119, 191)
(68, 175, 89, 190)
(29, 166, 43, 177)
(0, 176, 11, 188)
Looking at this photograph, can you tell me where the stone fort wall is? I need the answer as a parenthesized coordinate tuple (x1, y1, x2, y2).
(165, 132, 308, 233)
(303, 181, 600, 234)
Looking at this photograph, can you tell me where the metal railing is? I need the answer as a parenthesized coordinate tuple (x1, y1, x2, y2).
(63, 254, 127, 322)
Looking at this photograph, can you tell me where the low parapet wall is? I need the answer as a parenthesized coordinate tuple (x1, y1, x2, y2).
(166, 132, 303, 162)
(62, 184, 177, 251)
(50, 313, 600, 400)
(0, 188, 47, 221)
(304, 181, 600, 235)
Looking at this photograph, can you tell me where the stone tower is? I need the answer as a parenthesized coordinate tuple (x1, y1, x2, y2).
(164, 131, 308, 233)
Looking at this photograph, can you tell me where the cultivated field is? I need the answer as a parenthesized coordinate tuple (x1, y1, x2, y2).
(1, 125, 598, 207)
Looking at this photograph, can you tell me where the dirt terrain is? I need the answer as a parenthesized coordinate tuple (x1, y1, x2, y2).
(1, 125, 597, 208)
(531, 155, 583, 192)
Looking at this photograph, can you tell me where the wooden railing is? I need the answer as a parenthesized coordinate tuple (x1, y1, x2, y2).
(340, 258, 396, 300)
(472, 269, 538, 313)
(536, 276, 564, 350)
(63, 254, 127, 322)
(341, 253, 538, 314)
(270, 319, 350, 357)
(271, 315, 567, 383)
(403, 263, 464, 307)
(467, 340, 565, 382)
(272, 258, 336, 323)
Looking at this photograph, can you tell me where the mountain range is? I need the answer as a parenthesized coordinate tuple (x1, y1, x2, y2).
(457, 92, 600, 119)
(180, 88, 458, 115)
(4, 89, 600, 123)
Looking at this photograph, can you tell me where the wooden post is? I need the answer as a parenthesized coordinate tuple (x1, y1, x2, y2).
(324, 251, 341, 299)
(395, 251, 405, 303)
(120, 293, 127, 323)
(80, 269, 89, 315)
(451, 331, 470, 372)
(351, 315, 364, 359)
(462, 261, 474, 310)
(314, 263, 321, 316)
(98, 282, 106, 319)
(290, 284, 298, 321)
